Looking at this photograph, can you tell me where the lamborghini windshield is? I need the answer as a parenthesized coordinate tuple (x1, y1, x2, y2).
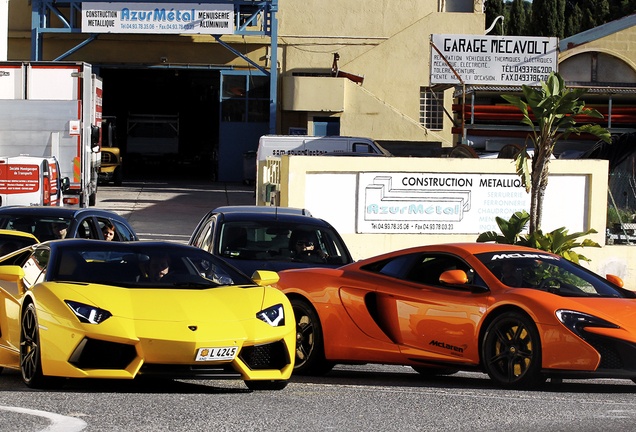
(476, 251, 635, 298)
(49, 243, 253, 288)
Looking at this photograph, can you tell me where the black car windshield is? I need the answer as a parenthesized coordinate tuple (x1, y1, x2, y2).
(475, 251, 634, 298)
(49, 243, 253, 288)
(0, 215, 72, 241)
(218, 220, 351, 265)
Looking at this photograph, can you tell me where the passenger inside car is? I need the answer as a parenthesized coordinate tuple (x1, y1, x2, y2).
(222, 226, 248, 256)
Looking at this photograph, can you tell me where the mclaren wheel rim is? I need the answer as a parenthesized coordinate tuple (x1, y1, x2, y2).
(484, 316, 537, 385)
(20, 306, 40, 384)
(293, 305, 315, 369)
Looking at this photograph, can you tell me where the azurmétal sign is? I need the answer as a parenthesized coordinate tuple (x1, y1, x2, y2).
(81, 2, 234, 35)
(430, 34, 558, 86)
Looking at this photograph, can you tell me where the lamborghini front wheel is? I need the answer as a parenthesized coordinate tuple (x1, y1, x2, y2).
(20, 303, 64, 389)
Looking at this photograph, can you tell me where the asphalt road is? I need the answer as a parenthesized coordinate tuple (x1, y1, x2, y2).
(1, 180, 636, 431)
(95, 179, 257, 244)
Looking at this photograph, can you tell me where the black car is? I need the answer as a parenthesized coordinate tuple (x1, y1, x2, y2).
(0, 207, 138, 242)
(189, 206, 353, 276)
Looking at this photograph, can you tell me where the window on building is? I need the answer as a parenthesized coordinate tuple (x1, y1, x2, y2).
(221, 74, 270, 123)
(420, 87, 444, 130)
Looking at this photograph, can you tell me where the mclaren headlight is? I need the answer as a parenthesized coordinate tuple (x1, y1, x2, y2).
(556, 309, 619, 338)
(257, 303, 285, 327)
(65, 300, 112, 324)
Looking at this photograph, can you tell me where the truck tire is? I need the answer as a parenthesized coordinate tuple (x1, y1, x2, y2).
(113, 167, 123, 186)
(88, 187, 97, 206)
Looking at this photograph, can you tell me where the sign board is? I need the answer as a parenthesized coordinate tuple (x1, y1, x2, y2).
(430, 34, 558, 86)
(354, 172, 586, 234)
(0, 164, 39, 194)
(81, 2, 234, 34)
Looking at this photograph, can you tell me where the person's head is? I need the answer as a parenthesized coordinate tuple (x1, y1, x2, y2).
(101, 220, 115, 241)
(51, 221, 69, 239)
(295, 235, 314, 254)
(501, 261, 523, 287)
(147, 254, 170, 282)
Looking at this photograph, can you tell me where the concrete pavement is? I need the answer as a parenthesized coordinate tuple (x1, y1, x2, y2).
(96, 180, 256, 243)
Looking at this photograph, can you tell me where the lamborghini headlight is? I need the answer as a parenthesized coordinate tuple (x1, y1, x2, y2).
(65, 300, 112, 324)
(257, 303, 285, 327)
(556, 309, 619, 338)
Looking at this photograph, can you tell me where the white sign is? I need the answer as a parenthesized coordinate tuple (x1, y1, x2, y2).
(357, 172, 530, 234)
(430, 34, 558, 86)
(81, 2, 234, 34)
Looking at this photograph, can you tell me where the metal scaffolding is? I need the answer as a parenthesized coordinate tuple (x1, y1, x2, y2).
(30, 0, 278, 133)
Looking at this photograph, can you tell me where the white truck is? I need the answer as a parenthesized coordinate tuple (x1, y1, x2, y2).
(257, 135, 391, 162)
(0, 155, 64, 207)
(0, 61, 102, 207)
(256, 135, 392, 205)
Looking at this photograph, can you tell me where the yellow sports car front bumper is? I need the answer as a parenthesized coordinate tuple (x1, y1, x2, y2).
(34, 283, 296, 382)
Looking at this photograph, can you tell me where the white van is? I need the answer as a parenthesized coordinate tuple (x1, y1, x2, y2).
(257, 135, 391, 162)
(0, 156, 67, 207)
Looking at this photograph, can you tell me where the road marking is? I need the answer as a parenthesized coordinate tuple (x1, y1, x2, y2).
(0, 406, 87, 431)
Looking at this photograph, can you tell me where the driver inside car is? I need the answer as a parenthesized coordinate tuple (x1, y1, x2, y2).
(500, 261, 525, 287)
(144, 254, 171, 282)
(292, 232, 327, 263)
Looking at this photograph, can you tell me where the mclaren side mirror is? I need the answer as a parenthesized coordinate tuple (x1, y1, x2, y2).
(439, 269, 468, 285)
(606, 274, 624, 288)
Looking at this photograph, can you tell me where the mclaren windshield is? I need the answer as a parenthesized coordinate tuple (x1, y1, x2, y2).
(476, 251, 634, 298)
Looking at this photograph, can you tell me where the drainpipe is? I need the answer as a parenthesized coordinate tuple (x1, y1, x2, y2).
(430, 41, 466, 144)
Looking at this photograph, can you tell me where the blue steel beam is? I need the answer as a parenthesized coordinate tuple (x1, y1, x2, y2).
(54, 34, 100, 61)
(31, 0, 279, 132)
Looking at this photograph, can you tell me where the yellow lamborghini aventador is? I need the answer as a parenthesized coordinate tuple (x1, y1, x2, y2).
(0, 239, 295, 390)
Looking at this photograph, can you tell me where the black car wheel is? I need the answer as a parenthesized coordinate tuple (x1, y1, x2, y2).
(482, 311, 544, 389)
(20, 303, 63, 389)
(291, 298, 334, 375)
(244, 380, 288, 391)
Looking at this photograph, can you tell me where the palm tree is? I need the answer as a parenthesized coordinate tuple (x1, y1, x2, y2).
(502, 72, 610, 233)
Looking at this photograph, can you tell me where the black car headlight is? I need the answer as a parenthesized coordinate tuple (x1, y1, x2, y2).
(556, 309, 619, 338)
(256, 304, 285, 327)
(65, 300, 112, 324)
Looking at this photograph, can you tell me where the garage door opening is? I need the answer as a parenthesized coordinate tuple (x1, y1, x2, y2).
(100, 68, 221, 180)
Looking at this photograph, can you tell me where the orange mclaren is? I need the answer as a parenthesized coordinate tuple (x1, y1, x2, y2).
(273, 243, 636, 389)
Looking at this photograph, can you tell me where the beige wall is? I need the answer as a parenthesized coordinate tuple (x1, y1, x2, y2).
(7, 1, 483, 146)
(559, 25, 636, 81)
(256, 155, 636, 290)
(560, 25, 636, 66)
(277, 4, 484, 145)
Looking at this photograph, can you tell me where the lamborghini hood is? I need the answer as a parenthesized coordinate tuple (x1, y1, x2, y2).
(52, 282, 266, 323)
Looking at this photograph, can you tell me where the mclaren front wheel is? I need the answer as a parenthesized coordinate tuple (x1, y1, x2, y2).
(481, 311, 545, 390)
(291, 298, 334, 375)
